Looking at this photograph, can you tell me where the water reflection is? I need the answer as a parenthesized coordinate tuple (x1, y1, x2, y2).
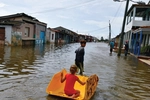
(0, 43, 150, 100)
(0, 46, 36, 78)
(108, 55, 150, 100)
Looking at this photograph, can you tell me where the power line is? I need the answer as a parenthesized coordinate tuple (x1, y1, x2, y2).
(29, 0, 99, 14)
(78, 2, 123, 34)
(110, 2, 122, 24)
(28, 0, 109, 33)
(28, 0, 121, 36)
(77, 26, 109, 34)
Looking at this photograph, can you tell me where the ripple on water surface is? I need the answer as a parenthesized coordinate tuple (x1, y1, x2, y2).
(0, 43, 150, 100)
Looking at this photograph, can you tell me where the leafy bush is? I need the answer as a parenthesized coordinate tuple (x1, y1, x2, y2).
(141, 45, 150, 55)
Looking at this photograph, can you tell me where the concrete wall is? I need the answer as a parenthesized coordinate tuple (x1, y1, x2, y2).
(0, 13, 47, 46)
(21, 23, 34, 38)
(46, 29, 50, 43)
(11, 22, 35, 46)
(11, 31, 22, 46)
(46, 29, 55, 43)
(35, 24, 46, 44)
(12, 23, 34, 39)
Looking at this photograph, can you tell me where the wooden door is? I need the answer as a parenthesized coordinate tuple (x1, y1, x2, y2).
(0, 27, 5, 45)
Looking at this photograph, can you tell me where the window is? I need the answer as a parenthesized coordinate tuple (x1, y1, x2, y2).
(25, 27, 30, 37)
(52, 34, 54, 40)
(130, 11, 133, 21)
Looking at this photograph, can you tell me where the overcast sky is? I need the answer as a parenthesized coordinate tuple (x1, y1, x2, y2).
(0, 0, 149, 39)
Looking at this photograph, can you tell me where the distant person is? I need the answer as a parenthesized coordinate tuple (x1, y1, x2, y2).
(60, 64, 86, 98)
(75, 40, 86, 75)
(110, 41, 114, 54)
(124, 40, 129, 56)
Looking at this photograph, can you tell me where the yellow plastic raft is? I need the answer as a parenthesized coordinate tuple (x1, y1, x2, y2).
(46, 69, 99, 100)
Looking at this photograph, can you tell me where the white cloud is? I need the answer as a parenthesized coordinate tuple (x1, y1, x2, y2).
(84, 20, 108, 28)
(0, 2, 5, 7)
(0, 0, 149, 39)
(57, 15, 71, 19)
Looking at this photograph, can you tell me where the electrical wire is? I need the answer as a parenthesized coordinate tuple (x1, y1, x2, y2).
(110, 2, 122, 24)
(28, 0, 122, 37)
(29, 0, 109, 34)
(81, 1, 123, 33)
(29, 0, 99, 14)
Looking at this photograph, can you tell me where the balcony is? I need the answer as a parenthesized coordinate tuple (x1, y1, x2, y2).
(125, 4, 150, 32)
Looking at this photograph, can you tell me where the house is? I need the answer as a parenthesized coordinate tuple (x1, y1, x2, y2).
(0, 13, 47, 46)
(124, 4, 150, 56)
(0, 24, 12, 45)
(114, 34, 120, 49)
(86, 35, 94, 42)
(77, 34, 95, 42)
(46, 28, 57, 43)
(78, 34, 86, 42)
(52, 26, 78, 44)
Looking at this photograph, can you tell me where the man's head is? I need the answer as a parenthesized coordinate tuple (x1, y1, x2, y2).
(80, 40, 86, 47)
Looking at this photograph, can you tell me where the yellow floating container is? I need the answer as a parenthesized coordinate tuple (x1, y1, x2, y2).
(46, 69, 99, 100)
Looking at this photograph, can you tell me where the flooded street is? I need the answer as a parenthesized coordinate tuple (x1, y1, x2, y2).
(0, 42, 150, 100)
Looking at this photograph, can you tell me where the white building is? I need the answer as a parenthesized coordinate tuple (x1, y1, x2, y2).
(124, 4, 150, 56)
(46, 28, 56, 43)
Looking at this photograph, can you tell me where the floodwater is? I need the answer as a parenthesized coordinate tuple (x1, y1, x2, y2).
(0, 42, 150, 100)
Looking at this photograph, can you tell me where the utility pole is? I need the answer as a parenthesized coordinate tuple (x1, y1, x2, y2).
(117, 0, 130, 56)
(109, 20, 111, 42)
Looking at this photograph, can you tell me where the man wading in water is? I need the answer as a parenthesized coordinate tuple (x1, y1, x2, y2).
(75, 40, 86, 75)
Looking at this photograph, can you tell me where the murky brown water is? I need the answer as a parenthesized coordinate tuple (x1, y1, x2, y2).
(0, 42, 150, 100)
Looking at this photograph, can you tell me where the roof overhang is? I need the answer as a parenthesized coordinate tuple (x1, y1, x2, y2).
(22, 38, 35, 40)
(132, 27, 150, 33)
(127, 4, 150, 17)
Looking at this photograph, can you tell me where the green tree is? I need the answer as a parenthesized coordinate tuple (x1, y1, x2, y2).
(101, 37, 104, 41)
